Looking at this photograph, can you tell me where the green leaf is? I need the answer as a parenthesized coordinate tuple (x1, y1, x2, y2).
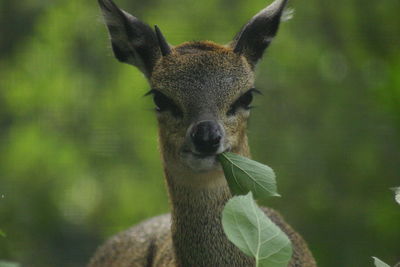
(218, 152, 280, 199)
(0, 261, 20, 267)
(222, 192, 292, 267)
(390, 187, 400, 205)
(372, 257, 391, 267)
(0, 230, 5, 238)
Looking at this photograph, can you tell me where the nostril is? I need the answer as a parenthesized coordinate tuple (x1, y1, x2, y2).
(210, 134, 221, 145)
(191, 121, 223, 154)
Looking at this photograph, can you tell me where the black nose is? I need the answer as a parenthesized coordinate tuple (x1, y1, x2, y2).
(191, 121, 223, 155)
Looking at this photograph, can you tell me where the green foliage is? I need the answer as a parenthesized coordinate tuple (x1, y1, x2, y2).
(218, 152, 279, 199)
(373, 257, 391, 267)
(390, 187, 400, 205)
(0, 230, 5, 238)
(0, 261, 20, 267)
(218, 152, 292, 266)
(371, 189, 399, 267)
(222, 193, 292, 267)
(0, 0, 399, 266)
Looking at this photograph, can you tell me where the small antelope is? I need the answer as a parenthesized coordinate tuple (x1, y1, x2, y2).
(89, 0, 317, 266)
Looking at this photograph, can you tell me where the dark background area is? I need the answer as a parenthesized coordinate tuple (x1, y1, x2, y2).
(0, 0, 399, 266)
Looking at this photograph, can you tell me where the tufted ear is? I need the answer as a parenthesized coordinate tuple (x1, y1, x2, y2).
(98, 0, 167, 78)
(231, 0, 289, 67)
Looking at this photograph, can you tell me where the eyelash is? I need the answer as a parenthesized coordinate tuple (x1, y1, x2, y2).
(227, 88, 260, 116)
(146, 89, 183, 118)
(146, 88, 259, 118)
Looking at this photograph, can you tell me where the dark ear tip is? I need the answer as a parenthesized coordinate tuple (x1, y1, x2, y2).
(97, 0, 105, 8)
(154, 25, 163, 39)
(97, 0, 107, 7)
(232, 0, 290, 64)
(280, 0, 290, 12)
(154, 25, 172, 56)
(98, 0, 117, 12)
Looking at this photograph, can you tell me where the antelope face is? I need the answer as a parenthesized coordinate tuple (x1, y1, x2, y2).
(98, 0, 288, 174)
(150, 43, 256, 172)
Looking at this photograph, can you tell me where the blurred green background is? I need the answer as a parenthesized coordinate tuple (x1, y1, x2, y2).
(0, 0, 399, 266)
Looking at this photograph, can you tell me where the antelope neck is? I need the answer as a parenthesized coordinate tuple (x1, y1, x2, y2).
(165, 169, 252, 267)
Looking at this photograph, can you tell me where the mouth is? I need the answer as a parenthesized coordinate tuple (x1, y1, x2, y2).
(182, 146, 230, 158)
(189, 151, 217, 159)
(180, 148, 230, 172)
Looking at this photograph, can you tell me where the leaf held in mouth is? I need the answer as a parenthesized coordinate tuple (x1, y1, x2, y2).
(218, 152, 279, 199)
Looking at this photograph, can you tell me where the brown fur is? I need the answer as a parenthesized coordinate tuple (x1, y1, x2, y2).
(89, 42, 316, 267)
(91, 0, 317, 266)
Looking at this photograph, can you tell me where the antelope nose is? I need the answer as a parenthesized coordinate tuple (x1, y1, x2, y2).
(191, 121, 223, 155)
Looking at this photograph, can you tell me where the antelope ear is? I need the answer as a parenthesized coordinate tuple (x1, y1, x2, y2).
(98, 0, 162, 77)
(231, 0, 289, 67)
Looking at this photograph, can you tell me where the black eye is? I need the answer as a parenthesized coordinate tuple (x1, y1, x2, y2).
(227, 88, 260, 116)
(146, 90, 183, 117)
(153, 92, 170, 112)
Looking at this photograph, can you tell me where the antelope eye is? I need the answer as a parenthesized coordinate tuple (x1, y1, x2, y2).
(153, 92, 170, 112)
(147, 90, 183, 117)
(237, 91, 253, 108)
(227, 88, 260, 116)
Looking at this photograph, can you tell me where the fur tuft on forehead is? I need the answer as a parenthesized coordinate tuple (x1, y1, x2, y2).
(150, 43, 253, 98)
(151, 41, 251, 80)
(174, 41, 233, 55)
